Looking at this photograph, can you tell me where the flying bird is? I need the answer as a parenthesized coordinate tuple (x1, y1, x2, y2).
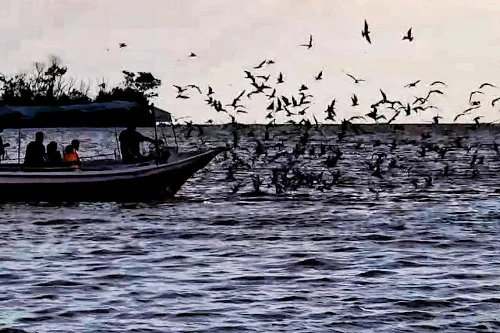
(300, 34, 313, 49)
(469, 90, 484, 103)
(189, 52, 197, 57)
(473, 116, 484, 124)
(345, 72, 365, 83)
(277, 72, 284, 84)
(380, 89, 387, 102)
(425, 89, 444, 100)
(351, 94, 359, 106)
(402, 28, 414, 42)
(454, 106, 480, 121)
(254, 60, 267, 69)
(315, 71, 323, 80)
(405, 80, 421, 88)
(207, 86, 214, 96)
(479, 82, 497, 89)
(430, 81, 447, 87)
(187, 84, 202, 94)
(119, 43, 127, 48)
(266, 101, 274, 110)
(433, 115, 442, 124)
(173, 85, 187, 94)
(361, 20, 371, 44)
(491, 97, 500, 107)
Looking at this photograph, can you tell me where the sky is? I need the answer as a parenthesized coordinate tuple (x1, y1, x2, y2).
(2, 0, 500, 124)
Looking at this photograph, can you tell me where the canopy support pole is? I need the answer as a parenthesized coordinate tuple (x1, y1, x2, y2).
(154, 122, 160, 166)
(17, 129, 21, 167)
(150, 104, 160, 166)
(114, 127, 121, 161)
(171, 122, 179, 152)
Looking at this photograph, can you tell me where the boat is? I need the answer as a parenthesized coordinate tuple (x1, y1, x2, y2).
(0, 101, 226, 202)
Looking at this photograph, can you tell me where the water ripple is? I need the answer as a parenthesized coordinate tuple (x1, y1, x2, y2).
(0, 126, 500, 332)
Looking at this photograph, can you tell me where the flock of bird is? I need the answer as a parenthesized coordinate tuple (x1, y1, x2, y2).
(169, 120, 500, 197)
(167, 20, 500, 128)
(150, 21, 500, 197)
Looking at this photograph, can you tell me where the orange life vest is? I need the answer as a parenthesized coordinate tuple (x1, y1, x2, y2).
(63, 151, 80, 169)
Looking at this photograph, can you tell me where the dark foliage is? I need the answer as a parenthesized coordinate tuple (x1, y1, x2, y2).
(0, 56, 162, 106)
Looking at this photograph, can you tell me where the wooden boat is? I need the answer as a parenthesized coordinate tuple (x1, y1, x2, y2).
(0, 101, 226, 202)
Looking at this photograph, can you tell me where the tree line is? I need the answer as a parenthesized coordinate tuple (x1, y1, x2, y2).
(0, 56, 161, 106)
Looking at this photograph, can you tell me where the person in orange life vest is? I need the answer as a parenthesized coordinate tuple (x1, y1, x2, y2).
(63, 139, 81, 168)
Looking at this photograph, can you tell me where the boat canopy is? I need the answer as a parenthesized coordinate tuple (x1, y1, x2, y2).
(0, 101, 172, 128)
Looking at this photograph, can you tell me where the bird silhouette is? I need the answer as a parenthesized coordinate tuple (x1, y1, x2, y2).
(405, 80, 421, 88)
(361, 20, 371, 44)
(351, 94, 359, 106)
(433, 115, 442, 124)
(469, 91, 484, 104)
(254, 60, 267, 69)
(402, 28, 413, 42)
(345, 72, 365, 83)
(173, 85, 187, 94)
(300, 34, 313, 49)
(376, 89, 386, 102)
(491, 97, 500, 107)
(430, 81, 447, 87)
(473, 116, 484, 125)
(207, 86, 214, 96)
(187, 84, 202, 94)
(119, 43, 127, 48)
(189, 52, 197, 57)
(425, 89, 444, 100)
(454, 106, 480, 121)
(315, 71, 323, 80)
(277, 72, 284, 84)
(479, 82, 497, 89)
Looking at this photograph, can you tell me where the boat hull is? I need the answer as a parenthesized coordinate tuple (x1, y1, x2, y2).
(0, 148, 225, 202)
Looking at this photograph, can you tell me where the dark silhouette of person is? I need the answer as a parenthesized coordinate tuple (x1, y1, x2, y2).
(0, 128, 9, 162)
(63, 139, 81, 168)
(24, 131, 46, 167)
(46, 141, 63, 166)
(119, 125, 156, 163)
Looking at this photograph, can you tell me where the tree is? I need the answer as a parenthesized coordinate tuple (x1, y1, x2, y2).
(96, 70, 162, 105)
(0, 56, 163, 106)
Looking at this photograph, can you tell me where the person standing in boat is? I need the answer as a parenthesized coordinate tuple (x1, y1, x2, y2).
(0, 128, 9, 162)
(119, 125, 156, 163)
(63, 139, 82, 169)
(24, 131, 46, 167)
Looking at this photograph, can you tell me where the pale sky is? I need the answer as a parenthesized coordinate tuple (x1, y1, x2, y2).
(2, 0, 500, 124)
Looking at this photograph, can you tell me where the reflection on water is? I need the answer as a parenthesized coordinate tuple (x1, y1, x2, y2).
(1, 125, 500, 332)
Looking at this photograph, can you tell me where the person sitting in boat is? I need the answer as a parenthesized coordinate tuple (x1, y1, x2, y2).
(24, 131, 46, 167)
(46, 141, 63, 167)
(63, 139, 81, 169)
(119, 125, 156, 163)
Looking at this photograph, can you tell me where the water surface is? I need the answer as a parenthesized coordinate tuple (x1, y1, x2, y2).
(1, 125, 500, 332)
